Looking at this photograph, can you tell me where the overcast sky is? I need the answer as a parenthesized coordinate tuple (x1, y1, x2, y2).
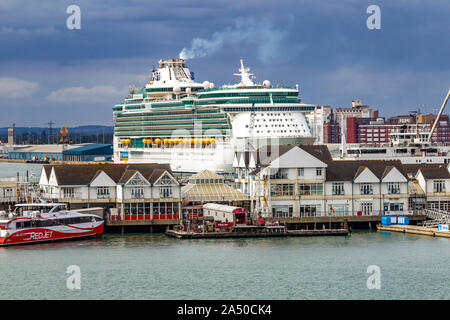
(0, 0, 449, 127)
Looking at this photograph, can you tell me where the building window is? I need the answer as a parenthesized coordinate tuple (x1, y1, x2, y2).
(360, 202, 373, 216)
(299, 204, 321, 217)
(62, 187, 75, 198)
(270, 184, 294, 196)
(316, 168, 322, 177)
(360, 183, 373, 195)
(332, 183, 345, 195)
(3, 188, 13, 198)
(272, 205, 293, 218)
(97, 187, 110, 199)
(387, 182, 400, 194)
(269, 170, 288, 179)
(160, 186, 172, 198)
(298, 183, 323, 195)
(131, 186, 144, 199)
(389, 203, 404, 211)
(298, 168, 304, 177)
(433, 180, 445, 193)
(329, 204, 349, 216)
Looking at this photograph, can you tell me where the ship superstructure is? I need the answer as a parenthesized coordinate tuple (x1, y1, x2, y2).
(340, 90, 450, 164)
(113, 59, 315, 173)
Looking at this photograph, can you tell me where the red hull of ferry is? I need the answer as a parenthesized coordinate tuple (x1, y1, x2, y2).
(0, 223, 104, 246)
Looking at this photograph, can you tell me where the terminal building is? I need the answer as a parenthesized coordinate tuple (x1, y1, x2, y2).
(7, 144, 113, 162)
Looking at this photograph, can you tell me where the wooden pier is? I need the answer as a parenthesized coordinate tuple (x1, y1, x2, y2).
(377, 224, 450, 239)
(165, 226, 349, 239)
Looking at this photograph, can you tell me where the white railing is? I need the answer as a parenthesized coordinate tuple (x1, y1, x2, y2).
(424, 209, 450, 225)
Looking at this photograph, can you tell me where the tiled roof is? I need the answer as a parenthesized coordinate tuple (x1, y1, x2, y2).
(45, 163, 173, 185)
(326, 160, 408, 181)
(418, 165, 450, 179)
(256, 145, 296, 166)
(43, 166, 52, 180)
(403, 164, 450, 179)
(298, 145, 333, 163)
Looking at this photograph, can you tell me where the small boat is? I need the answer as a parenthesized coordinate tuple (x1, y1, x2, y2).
(0, 203, 104, 246)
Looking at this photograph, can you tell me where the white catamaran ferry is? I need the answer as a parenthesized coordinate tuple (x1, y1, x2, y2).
(0, 203, 104, 246)
(113, 59, 315, 173)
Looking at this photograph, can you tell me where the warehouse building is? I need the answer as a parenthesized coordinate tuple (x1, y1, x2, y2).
(8, 144, 112, 162)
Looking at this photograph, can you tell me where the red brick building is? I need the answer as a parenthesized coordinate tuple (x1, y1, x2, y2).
(345, 114, 450, 146)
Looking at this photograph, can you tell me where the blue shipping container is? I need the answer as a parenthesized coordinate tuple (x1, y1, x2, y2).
(397, 216, 409, 225)
(381, 216, 392, 225)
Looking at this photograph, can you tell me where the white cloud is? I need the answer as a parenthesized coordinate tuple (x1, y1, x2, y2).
(0, 77, 39, 98)
(46, 85, 124, 103)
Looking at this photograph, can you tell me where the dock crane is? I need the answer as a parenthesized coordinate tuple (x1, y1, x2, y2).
(428, 90, 450, 142)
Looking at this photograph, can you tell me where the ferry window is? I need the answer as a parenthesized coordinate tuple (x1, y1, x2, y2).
(22, 221, 31, 228)
(38, 220, 54, 227)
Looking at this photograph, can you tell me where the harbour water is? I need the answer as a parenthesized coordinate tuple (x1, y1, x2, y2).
(1, 231, 448, 300)
(0, 162, 43, 182)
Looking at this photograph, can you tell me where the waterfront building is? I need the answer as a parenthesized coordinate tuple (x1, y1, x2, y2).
(304, 105, 332, 144)
(238, 144, 410, 217)
(112, 58, 315, 173)
(233, 144, 332, 198)
(0, 175, 36, 208)
(0, 178, 19, 205)
(345, 114, 450, 146)
(310, 100, 379, 144)
(324, 160, 409, 216)
(404, 163, 450, 211)
(8, 143, 113, 162)
(181, 169, 249, 207)
(38, 163, 182, 221)
(62, 144, 113, 161)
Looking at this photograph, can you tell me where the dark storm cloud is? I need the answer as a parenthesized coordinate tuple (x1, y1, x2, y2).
(0, 0, 448, 126)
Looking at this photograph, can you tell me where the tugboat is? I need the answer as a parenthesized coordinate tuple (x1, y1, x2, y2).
(0, 203, 104, 246)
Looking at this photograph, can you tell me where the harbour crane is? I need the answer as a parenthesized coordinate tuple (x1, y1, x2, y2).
(427, 90, 450, 142)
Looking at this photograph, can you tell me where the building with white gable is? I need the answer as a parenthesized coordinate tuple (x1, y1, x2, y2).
(404, 163, 450, 211)
(38, 163, 182, 221)
(238, 144, 410, 218)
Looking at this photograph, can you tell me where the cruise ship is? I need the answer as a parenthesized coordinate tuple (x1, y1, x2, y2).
(113, 59, 315, 173)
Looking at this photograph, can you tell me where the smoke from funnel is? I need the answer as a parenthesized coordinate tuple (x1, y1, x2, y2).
(179, 16, 302, 64)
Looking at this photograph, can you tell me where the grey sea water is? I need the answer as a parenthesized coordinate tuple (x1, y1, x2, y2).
(0, 231, 448, 300)
(0, 162, 43, 182)
(0, 162, 448, 300)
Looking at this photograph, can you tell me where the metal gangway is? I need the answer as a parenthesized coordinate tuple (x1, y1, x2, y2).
(423, 209, 450, 228)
